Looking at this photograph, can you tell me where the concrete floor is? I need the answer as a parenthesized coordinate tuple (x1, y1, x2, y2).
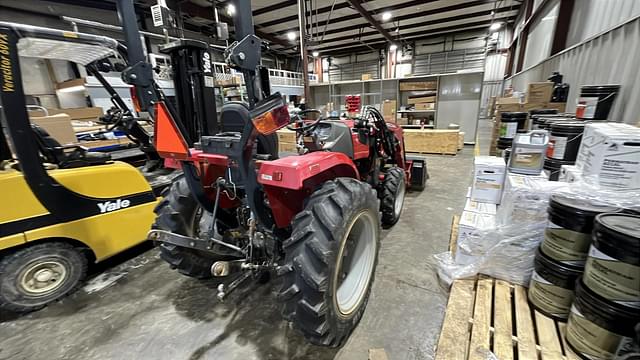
(0, 138, 484, 360)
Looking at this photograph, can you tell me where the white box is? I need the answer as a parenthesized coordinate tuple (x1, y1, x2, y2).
(559, 164, 581, 183)
(464, 198, 497, 215)
(455, 210, 496, 265)
(576, 122, 637, 169)
(497, 174, 570, 226)
(576, 124, 640, 189)
(471, 156, 506, 204)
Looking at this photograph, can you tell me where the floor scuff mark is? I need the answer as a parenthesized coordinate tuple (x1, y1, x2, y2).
(83, 272, 127, 294)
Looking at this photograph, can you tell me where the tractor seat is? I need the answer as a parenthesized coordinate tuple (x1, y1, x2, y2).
(31, 124, 111, 169)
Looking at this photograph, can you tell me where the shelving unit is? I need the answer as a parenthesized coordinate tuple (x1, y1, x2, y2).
(397, 76, 439, 127)
(310, 72, 483, 144)
(322, 78, 384, 115)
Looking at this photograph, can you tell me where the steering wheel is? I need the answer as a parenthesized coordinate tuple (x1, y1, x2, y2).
(286, 109, 324, 133)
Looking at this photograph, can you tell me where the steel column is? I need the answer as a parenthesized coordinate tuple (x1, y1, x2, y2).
(297, 0, 310, 102)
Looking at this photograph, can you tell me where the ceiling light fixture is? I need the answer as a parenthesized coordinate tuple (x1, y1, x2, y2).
(226, 3, 236, 16)
(382, 12, 392, 21)
(389, 43, 398, 51)
(489, 22, 502, 31)
(287, 31, 297, 41)
(312, 51, 319, 57)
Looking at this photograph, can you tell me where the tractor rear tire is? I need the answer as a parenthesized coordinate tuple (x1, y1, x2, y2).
(380, 167, 406, 228)
(0, 242, 88, 313)
(278, 178, 381, 347)
(154, 176, 226, 279)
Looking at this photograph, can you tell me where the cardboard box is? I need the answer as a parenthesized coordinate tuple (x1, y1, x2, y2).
(407, 96, 436, 104)
(495, 103, 522, 113)
(546, 102, 567, 113)
(382, 99, 397, 118)
(30, 107, 104, 121)
(399, 81, 437, 91)
(559, 164, 581, 183)
(464, 198, 497, 215)
(525, 82, 554, 103)
(471, 156, 506, 204)
(80, 137, 132, 149)
(496, 97, 521, 105)
(414, 103, 435, 110)
(361, 74, 372, 81)
(30, 114, 77, 145)
(575, 123, 640, 189)
(458, 132, 465, 150)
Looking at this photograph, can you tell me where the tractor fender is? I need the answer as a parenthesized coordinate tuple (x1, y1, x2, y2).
(257, 152, 360, 228)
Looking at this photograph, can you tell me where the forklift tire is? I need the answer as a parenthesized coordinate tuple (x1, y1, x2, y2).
(0, 242, 88, 313)
(278, 178, 381, 347)
(380, 167, 406, 228)
(154, 176, 226, 279)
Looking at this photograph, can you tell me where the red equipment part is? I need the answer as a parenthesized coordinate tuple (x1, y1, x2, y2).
(257, 151, 359, 228)
(154, 101, 190, 160)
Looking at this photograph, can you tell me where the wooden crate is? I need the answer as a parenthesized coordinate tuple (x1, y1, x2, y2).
(279, 142, 297, 152)
(404, 129, 459, 155)
(276, 129, 296, 152)
(458, 132, 465, 151)
(399, 81, 437, 91)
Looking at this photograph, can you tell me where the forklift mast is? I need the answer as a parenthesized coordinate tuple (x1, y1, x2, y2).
(115, 0, 218, 145)
(159, 39, 218, 142)
(115, 0, 158, 116)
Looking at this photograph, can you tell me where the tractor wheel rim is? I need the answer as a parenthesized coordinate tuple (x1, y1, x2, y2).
(336, 211, 377, 316)
(19, 260, 68, 295)
(394, 180, 406, 218)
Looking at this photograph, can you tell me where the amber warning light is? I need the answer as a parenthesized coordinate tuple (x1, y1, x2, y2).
(251, 93, 290, 135)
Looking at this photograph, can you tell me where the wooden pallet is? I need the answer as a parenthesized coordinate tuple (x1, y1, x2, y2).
(448, 215, 460, 257)
(435, 276, 582, 360)
(436, 217, 582, 360)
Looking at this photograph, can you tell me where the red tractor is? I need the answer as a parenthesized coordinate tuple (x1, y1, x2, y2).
(141, 0, 426, 347)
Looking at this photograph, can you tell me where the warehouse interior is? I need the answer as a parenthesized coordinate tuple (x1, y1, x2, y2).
(0, 1, 639, 359)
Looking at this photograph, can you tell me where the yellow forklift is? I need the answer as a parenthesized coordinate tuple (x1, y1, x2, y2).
(0, 23, 170, 312)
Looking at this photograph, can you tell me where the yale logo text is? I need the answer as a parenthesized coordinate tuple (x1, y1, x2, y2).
(98, 199, 131, 213)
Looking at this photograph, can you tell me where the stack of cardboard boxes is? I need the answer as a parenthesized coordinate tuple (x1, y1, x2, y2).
(490, 82, 567, 155)
(407, 95, 436, 111)
(454, 156, 505, 262)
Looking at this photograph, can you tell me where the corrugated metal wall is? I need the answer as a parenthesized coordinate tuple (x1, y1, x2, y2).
(506, 16, 640, 125)
(567, 0, 640, 46)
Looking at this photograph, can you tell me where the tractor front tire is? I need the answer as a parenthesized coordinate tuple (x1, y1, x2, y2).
(154, 176, 225, 279)
(278, 178, 381, 347)
(0, 242, 88, 313)
(380, 167, 406, 228)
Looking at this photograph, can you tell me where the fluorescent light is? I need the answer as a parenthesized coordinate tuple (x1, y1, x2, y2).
(382, 12, 392, 21)
(57, 85, 85, 93)
(312, 51, 319, 57)
(226, 4, 236, 16)
(389, 44, 398, 51)
(287, 31, 297, 41)
(490, 22, 502, 31)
